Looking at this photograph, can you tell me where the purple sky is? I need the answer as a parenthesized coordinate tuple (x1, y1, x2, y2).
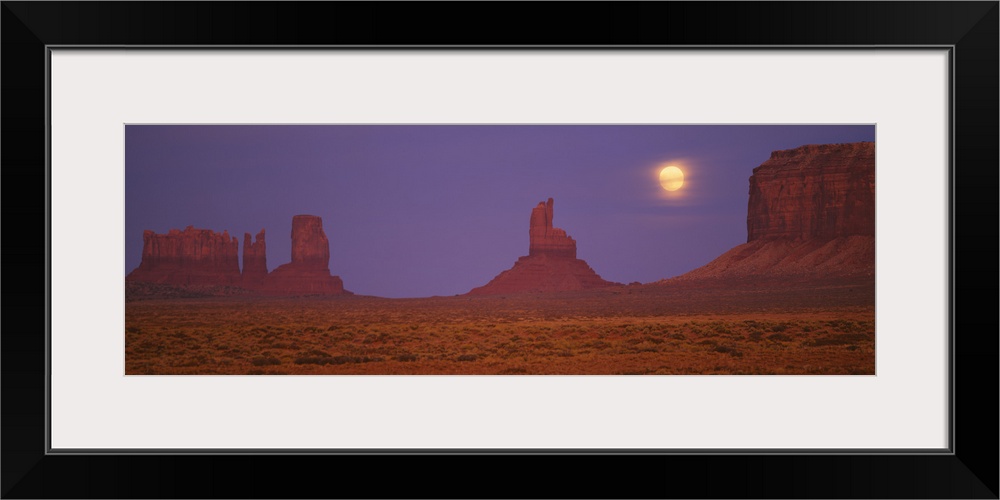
(125, 125, 875, 298)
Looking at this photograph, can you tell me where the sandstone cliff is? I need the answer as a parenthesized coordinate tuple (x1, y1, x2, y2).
(469, 198, 620, 295)
(676, 142, 875, 281)
(126, 226, 241, 286)
(747, 142, 875, 241)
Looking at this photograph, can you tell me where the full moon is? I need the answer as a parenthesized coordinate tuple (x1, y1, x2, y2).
(659, 166, 684, 191)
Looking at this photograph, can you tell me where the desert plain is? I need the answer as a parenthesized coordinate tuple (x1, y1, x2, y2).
(125, 276, 874, 375)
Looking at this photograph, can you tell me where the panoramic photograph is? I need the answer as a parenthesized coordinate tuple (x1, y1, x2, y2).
(125, 125, 876, 375)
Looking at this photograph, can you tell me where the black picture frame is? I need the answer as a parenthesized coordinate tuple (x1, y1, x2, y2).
(3, 2, 996, 498)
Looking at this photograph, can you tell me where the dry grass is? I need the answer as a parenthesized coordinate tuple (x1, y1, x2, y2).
(125, 279, 875, 375)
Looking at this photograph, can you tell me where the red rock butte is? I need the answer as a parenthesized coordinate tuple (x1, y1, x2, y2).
(127, 215, 349, 295)
(675, 142, 875, 280)
(747, 142, 875, 241)
(468, 198, 620, 295)
(259, 215, 346, 295)
(125, 226, 241, 286)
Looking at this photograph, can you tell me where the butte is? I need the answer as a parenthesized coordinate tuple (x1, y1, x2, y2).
(672, 141, 876, 282)
(468, 198, 621, 295)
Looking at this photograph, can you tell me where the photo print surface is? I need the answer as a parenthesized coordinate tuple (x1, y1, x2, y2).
(125, 124, 876, 375)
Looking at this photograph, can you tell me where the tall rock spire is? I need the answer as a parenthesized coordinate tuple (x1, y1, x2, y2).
(262, 215, 347, 295)
(469, 198, 619, 295)
(528, 198, 576, 259)
(241, 229, 268, 287)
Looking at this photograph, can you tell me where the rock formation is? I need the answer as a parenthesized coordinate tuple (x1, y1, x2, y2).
(260, 215, 347, 295)
(289, 215, 330, 268)
(675, 142, 875, 280)
(469, 198, 620, 295)
(747, 142, 875, 241)
(241, 229, 268, 288)
(126, 226, 241, 286)
(127, 216, 350, 296)
(529, 198, 577, 258)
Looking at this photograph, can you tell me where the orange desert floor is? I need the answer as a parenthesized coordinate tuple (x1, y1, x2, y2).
(125, 278, 875, 375)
